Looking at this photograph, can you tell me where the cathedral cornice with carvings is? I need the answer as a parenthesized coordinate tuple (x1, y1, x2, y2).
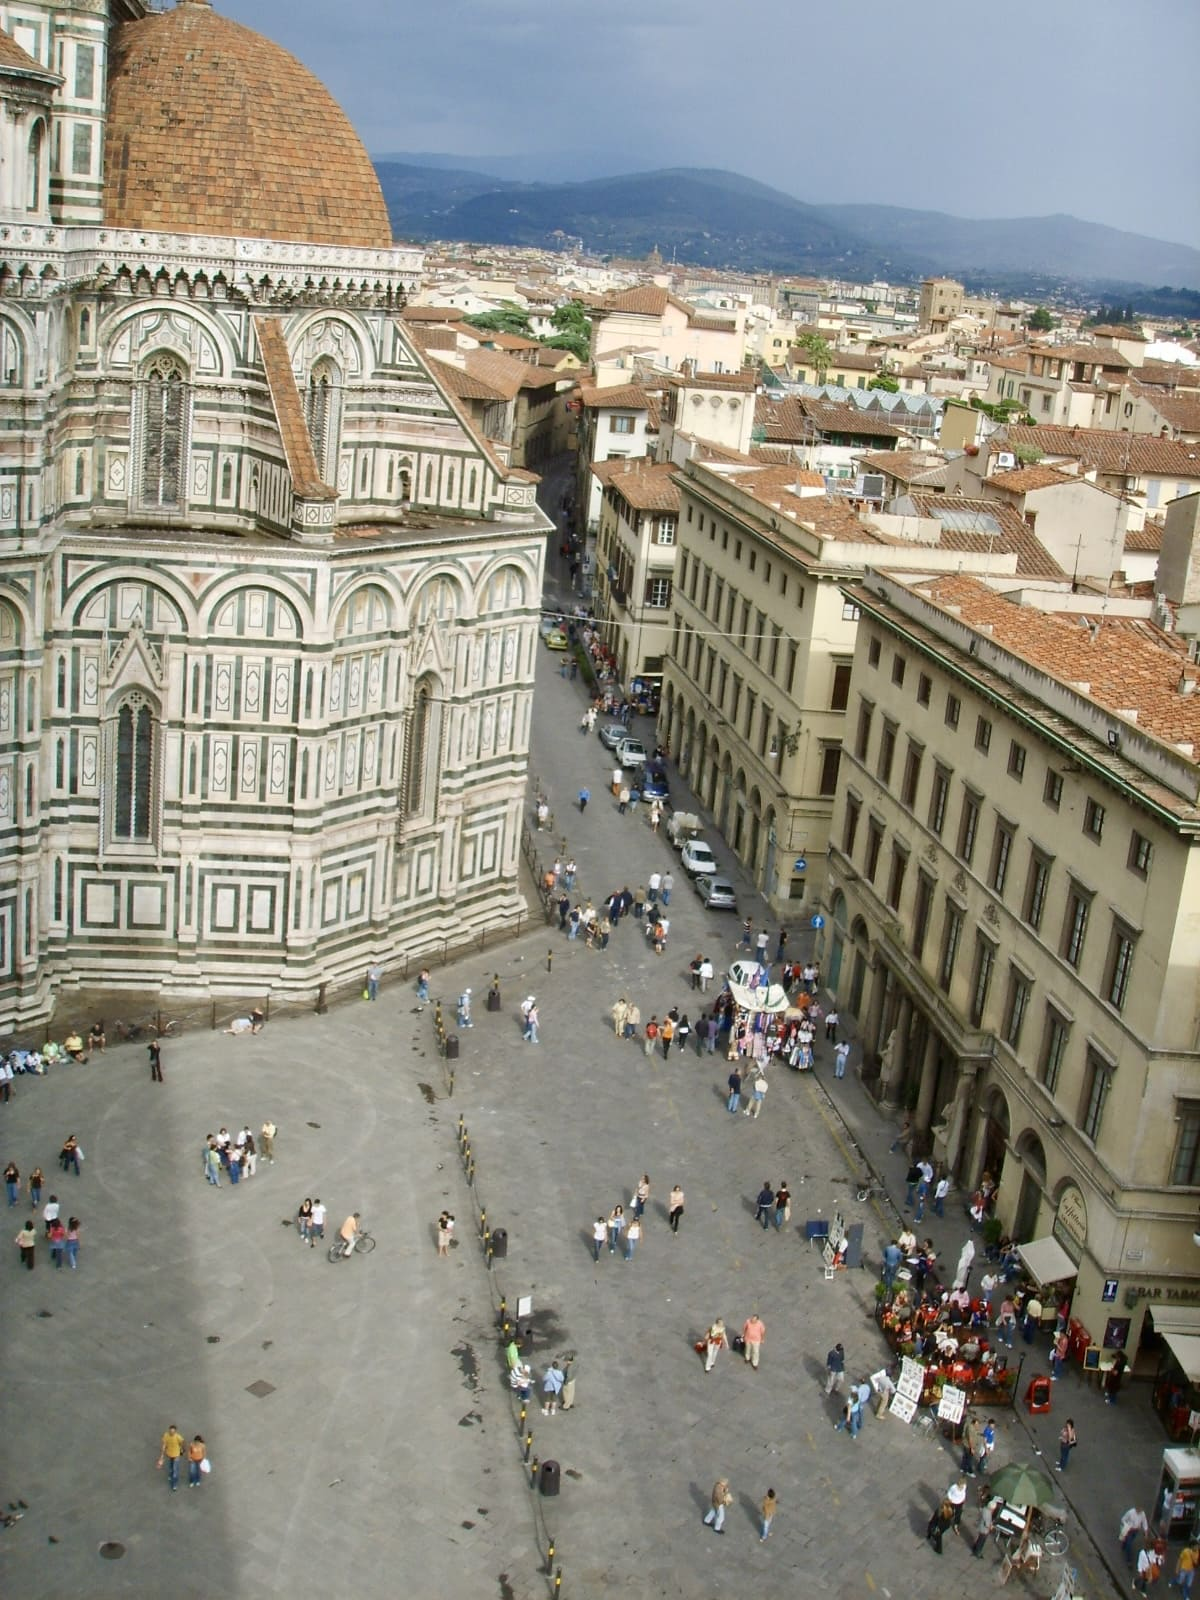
(0, 225, 424, 306)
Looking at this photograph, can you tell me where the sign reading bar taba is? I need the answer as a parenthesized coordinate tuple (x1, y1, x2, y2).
(1053, 1183, 1087, 1259)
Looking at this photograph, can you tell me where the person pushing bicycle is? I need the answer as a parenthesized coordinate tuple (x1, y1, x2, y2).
(337, 1212, 361, 1259)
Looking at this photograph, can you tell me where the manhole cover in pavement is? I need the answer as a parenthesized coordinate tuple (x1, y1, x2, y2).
(35, 1310, 53, 1318)
(99, 1542, 125, 1559)
(206, 1335, 220, 1344)
(246, 1379, 275, 1399)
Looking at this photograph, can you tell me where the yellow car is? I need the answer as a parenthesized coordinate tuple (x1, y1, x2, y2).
(544, 629, 570, 651)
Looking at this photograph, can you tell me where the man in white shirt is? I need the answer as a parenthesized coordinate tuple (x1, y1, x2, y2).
(698, 957, 714, 992)
(934, 1174, 951, 1217)
(309, 1198, 326, 1250)
(834, 1041, 850, 1078)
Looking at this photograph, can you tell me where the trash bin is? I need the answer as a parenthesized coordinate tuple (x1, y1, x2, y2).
(1025, 1375, 1053, 1414)
(539, 1459, 560, 1497)
(445, 1034, 459, 1061)
(491, 1227, 508, 1259)
(487, 989, 501, 1012)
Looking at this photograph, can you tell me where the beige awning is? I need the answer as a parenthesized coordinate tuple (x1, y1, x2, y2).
(1017, 1236, 1078, 1287)
(1151, 1307, 1200, 1383)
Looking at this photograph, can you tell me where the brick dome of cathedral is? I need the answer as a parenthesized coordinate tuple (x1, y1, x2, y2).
(103, 0, 392, 249)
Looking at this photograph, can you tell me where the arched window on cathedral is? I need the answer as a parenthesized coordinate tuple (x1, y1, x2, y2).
(79, 308, 90, 345)
(26, 121, 43, 212)
(113, 693, 155, 840)
(305, 359, 341, 486)
(141, 355, 188, 508)
(403, 678, 440, 821)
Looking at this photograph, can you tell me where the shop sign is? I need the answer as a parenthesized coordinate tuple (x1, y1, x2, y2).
(1127, 1285, 1200, 1305)
(1053, 1184, 1087, 1258)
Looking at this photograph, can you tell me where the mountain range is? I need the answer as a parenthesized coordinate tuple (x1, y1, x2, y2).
(373, 161, 1200, 297)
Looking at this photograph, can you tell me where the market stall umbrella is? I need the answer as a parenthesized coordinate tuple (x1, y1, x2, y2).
(989, 1463, 1057, 1507)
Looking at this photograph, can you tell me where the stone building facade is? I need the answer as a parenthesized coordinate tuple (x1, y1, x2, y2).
(825, 571, 1200, 1349)
(0, 0, 550, 1029)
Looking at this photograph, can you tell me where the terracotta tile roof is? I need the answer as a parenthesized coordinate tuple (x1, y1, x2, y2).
(800, 398, 903, 440)
(440, 348, 561, 400)
(605, 285, 670, 317)
(592, 458, 680, 513)
(755, 395, 812, 444)
(668, 369, 757, 392)
(1029, 341, 1131, 368)
(1124, 518, 1164, 553)
(253, 316, 336, 501)
(577, 383, 654, 411)
(856, 449, 947, 483)
(427, 357, 508, 403)
(408, 326, 459, 352)
(1137, 361, 1200, 391)
(982, 465, 1073, 493)
(903, 492, 1064, 579)
(910, 574, 1200, 757)
(469, 329, 542, 352)
(1136, 392, 1200, 435)
(1091, 325, 1148, 341)
(105, 1, 391, 247)
(401, 305, 467, 323)
(1000, 425, 1200, 479)
(0, 27, 54, 77)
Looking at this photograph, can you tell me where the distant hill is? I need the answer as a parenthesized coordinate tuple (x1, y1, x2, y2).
(374, 162, 1200, 294)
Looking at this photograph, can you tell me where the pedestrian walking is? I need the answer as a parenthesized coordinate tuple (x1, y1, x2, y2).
(760, 1487, 777, 1541)
(541, 1361, 564, 1415)
(890, 1113, 912, 1154)
(591, 1217, 606, 1263)
(296, 1197, 312, 1242)
(754, 1181, 774, 1229)
(65, 1216, 80, 1269)
(834, 1041, 850, 1078)
(926, 1498, 955, 1555)
(1174, 1541, 1199, 1597)
(510, 1359, 534, 1402)
(624, 1216, 641, 1260)
(146, 1036, 164, 1081)
(187, 1435, 208, 1488)
(946, 1477, 968, 1531)
(834, 1381, 869, 1437)
(825, 1342, 846, 1395)
(882, 1238, 902, 1290)
(60, 1135, 81, 1176)
(739, 917, 753, 951)
(1050, 1329, 1068, 1380)
(522, 999, 540, 1043)
(824, 1006, 839, 1042)
(1135, 1540, 1166, 1595)
(158, 1424, 185, 1493)
(634, 1175, 650, 1218)
(668, 1183, 685, 1233)
(607, 1204, 625, 1254)
(1057, 1417, 1077, 1471)
(703, 1478, 732, 1534)
(618, 784, 630, 814)
(28, 1167, 43, 1207)
(578, 787, 590, 813)
(754, 928, 769, 963)
(703, 1318, 726, 1372)
(3, 1162, 17, 1207)
(660, 1014, 675, 1060)
(416, 968, 431, 1006)
(746, 1072, 768, 1119)
(933, 1173, 950, 1218)
(773, 1183, 791, 1230)
(870, 1366, 897, 1416)
(677, 1013, 691, 1052)
(905, 1160, 922, 1209)
(661, 871, 674, 906)
(625, 1002, 641, 1040)
(14, 1218, 35, 1269)
(366, 963, 381, 1001)
(436, 1211, 454, 1257)
(43, 1193, 60, 1235)
(48, 1216, 66, 1267)
(742, 1312, 765, 1369)
(563, 859, 577, 891)
(971, 1496, 997, 1557)
(309, 1198, 326, 1247)
(611, 997, 629, 1038)
(960, 1414, 984, 1477)
(726, 1066, 742, 1114)
(643, 1017, 659, 1058)
(1120, 1507, 1150, 1565)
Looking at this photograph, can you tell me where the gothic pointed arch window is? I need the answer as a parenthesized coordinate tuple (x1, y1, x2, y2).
(402, 676, 441, 822)
(113, 691, 156, 841)
(140, 354, 189, 508)
(26, 120, 43, 212)
(305, 358, 342, 486)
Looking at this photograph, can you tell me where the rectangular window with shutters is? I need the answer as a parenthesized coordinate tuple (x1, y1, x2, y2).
(928, 765, 950, 835)
(886, 846, 908, 911)
(787, 641, 798, 696)
(911, 871, 934, 960)
(770, 626, 780, 677)
(892, 654, 906, 687)
(1002, 969, 1031, 1049)
(901, 742, 922, 808)
(864, 819, 883, 884)
(855, 700, 873, 760)
(1080, 1049, 1113, 1143)
(975, 716, 992, 754)
(945, 692, 960, 729)
(1040, 1007, 1070, 1092)
(990, 821, 1014, 896)
(917, 672, 932, 707)
(1024, 850, 1051, 930)
(1128, 830, 1153, 878)
(957, 789, 980, 865)
(843, 794, 861, 858)
(939, 901, 964, 993)
(969, 935, 995, 1027)
(1061, 883, 1091, 968)
(609, 414, 635, 433)
(831, 661, 852, 711)
(1044, 769, 1063, 810)
(868, 636, 881, 667)
(1170, 1104, 1200, 1186)
(877, 720, 896, 786)
(1104, 921, 1136, 1012)
(819, 745, 841, 797)
(1083, 797, 1105, 841)
(644, 577, 672, 608)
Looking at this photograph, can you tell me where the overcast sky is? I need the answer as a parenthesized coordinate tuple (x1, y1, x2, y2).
(234, 0, 1200, 247)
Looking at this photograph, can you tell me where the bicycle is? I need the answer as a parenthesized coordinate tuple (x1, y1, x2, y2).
(327, 1229, 376, 1263)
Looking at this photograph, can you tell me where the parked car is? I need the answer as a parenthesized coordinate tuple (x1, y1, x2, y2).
(680, 839, 717, 877)
(694, 874, 737, 911)
(538, 614, 565, 638)
(641, 766, 670, 802)
(616, 738, 647, 769)
(543, 629, 569, 651)
(598, 723, 629, 750)
(667, 811, 703, 850)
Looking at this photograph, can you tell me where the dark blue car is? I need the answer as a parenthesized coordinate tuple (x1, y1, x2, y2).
(641, 765, 670, 802)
